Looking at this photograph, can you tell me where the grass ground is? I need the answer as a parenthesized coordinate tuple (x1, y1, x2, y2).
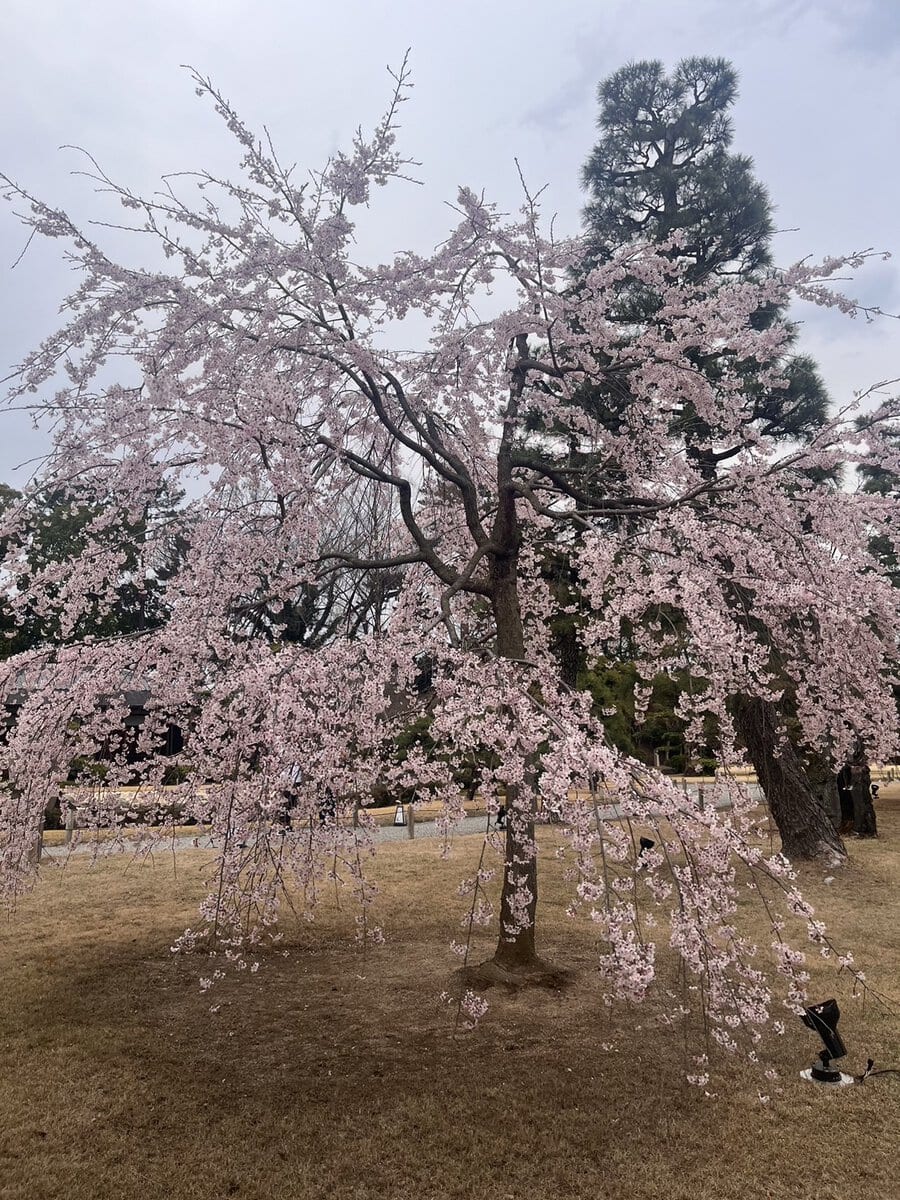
(2, 798, 898, 1199)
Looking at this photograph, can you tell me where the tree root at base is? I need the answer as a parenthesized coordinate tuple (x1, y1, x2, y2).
(455, 956, 575, 992)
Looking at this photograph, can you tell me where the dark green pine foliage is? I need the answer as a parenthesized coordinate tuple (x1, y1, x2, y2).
(573, 60, 849, 859)
(583, 58, 772, 279)
(581, 56, 829, 447)
(858, 419, 900, 585)
(858, 420, 900, 789)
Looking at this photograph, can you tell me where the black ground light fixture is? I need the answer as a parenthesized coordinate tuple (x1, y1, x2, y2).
(800, 999, 854, 1086)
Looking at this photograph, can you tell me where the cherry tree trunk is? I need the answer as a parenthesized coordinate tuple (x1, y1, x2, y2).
(732, 695, 846, 862)
(493, 794, 539, 970)
(491, 571, 540, 972)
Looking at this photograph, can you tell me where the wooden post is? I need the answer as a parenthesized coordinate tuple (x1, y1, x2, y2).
(65, 808, 75, 846)
(31, 816, 45, 866)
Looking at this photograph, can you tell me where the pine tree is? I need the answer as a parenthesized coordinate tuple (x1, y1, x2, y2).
(582, 57, 829, 441)
(583, 58, 772, 278)
(579, 57, 844, 861)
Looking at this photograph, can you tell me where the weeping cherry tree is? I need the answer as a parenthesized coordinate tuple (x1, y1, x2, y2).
(1, 63, 899, 1058)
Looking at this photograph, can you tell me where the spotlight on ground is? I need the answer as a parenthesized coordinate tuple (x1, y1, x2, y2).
(800, 999, 854, 1086)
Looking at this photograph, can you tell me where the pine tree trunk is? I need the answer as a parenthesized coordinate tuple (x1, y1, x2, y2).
(805, 748, 842, 832)
(849, 744, 878, 838)
(732, 695, 846, 863)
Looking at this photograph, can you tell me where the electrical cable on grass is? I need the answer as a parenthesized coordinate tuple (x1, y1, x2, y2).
(855, 1059, 900, 1084)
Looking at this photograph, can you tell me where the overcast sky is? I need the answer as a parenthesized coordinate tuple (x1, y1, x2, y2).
(1, 0, 898, 483)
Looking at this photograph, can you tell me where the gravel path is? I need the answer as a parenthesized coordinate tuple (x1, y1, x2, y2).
(42, 782, 762, 858)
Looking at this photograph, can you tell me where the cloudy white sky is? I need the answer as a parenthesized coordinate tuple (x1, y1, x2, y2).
(1, 0, 898, 482)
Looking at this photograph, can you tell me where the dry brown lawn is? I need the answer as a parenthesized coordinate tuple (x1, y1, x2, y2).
(1, 799, 899, 1200)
